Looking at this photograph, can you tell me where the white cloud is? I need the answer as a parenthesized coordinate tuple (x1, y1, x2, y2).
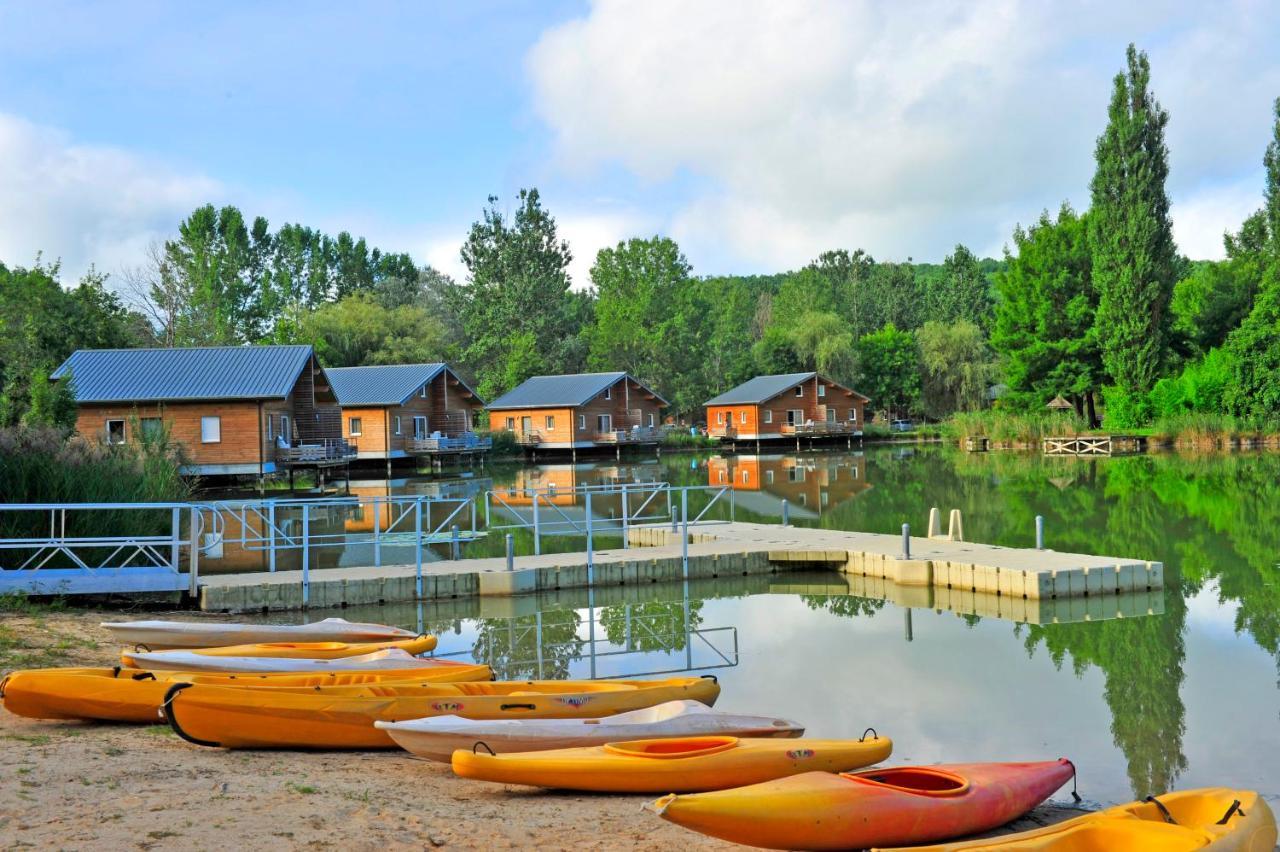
(528, 0, 1280, 265)
(1171, 177, 1264, 261)
(0, 112, 221, 282)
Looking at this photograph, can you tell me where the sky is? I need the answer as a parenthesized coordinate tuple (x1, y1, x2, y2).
(1, 0, 1278, 289)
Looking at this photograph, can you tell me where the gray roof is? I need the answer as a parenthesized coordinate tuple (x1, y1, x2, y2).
(326, 363, 472, 407)
(52, 346, 315, 403)
(488, 372, 668, 410)
(705, 372, 870, 406)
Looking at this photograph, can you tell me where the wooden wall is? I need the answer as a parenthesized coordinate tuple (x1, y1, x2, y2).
(75, 401, 267, 468)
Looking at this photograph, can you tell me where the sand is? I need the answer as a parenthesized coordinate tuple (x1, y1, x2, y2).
(0, 609, 1085, 850)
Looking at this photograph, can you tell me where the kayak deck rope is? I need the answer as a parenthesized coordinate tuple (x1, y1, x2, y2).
(1145, 795, 1178, 824)
(1217, 799, 1244, 824)
(161, 682, 222, 749)
(472, 741, 496, 755)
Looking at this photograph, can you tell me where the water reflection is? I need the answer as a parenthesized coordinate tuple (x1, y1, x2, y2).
(707, 453, 870, 520)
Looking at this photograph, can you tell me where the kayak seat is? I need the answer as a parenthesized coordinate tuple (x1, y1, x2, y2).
(846, 766, 971, 796)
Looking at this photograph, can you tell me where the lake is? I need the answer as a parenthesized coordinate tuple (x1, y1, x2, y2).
(214, 446, 1280, 808)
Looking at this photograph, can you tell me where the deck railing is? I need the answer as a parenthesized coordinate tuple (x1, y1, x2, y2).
(408, 433, 493, 454)
(593, 426, 662, 443)
(780, 421, 861, 436)
(276, 438, 357, 464)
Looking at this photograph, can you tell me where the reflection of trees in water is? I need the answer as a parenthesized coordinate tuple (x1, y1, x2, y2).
(800, 594, 885, 619)
(469, 610, 584, 681)
(598, 600, 705, 652)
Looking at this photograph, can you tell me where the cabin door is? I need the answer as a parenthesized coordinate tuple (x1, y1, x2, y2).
(825, 408, 836, 423)
(521, 416, 532, 436)
(413, 416, 427, 440)
(597, 414, 612, 434)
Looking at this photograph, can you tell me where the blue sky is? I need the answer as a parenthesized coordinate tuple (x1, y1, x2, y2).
(1, 1, 1278, 288)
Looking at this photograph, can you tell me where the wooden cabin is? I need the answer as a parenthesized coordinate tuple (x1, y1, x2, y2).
(325, 363, 488, 464)
(487, 372, 667, 451)
(52, 345, 351, 477)
(705, 372, 868, 442)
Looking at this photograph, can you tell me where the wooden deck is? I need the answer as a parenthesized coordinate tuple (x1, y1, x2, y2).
(199, 521, 1163, 612)
(1043, 435, 1148, 456)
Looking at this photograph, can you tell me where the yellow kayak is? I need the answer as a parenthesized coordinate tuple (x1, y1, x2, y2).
(1, 663, 492, 723)
(451, 733, 892, 793)
(120, 636, 436, 666)
(163, 676, 722, 749)
(884, 787, 1276, 851)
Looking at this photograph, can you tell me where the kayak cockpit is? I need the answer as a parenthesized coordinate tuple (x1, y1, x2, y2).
(846, 766, 971, 797)
(605, 737, 740, 758)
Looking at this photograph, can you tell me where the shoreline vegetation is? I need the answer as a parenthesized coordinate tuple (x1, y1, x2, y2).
(944, 409, 1280, 451)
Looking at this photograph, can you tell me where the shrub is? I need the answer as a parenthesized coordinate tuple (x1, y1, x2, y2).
(661, 430, 718, 449)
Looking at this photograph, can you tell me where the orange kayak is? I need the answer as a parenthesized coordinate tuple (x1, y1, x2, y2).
(1, 663, 492, 723)
(649, 760, 1076, 850)
(119, 636, 436, 667)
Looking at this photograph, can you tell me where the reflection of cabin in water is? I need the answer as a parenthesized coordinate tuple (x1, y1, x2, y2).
(707, 454, 871, 518)
(53, 345, 353, 478)
(326, 364, 488, 469)
(705, 372, 868, 447)
(488, 373, 667, 456)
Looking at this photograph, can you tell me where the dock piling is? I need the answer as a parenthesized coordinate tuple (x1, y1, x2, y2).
(781, 499, 790, 527)
(505, 534, 514, 571)
(1036, 515, 1045, 550)
(451, 525, 461, 560)
(901, 523, 911, 560)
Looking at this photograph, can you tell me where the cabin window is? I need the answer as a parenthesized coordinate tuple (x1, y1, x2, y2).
(741, 469, 749, 484)
(280, 415, 290, 443)
(849, 408, 857, 422)
(794, 386, 804, 397)
(505, 417, 515, 430)
(105, 419, 126, 445)
(546, 415, 555, 430)
(765, 470, 774, 484)
(578, 414, 586, 430)
(604, 386, 611, 400)
(763, 410, 772, 424)
(788, 466, 805, 482)
(740, 411, 747, 424)
(787, 409, 803, 425)
(647, 413, 654, 427)
(266, 415, 273, 440)
(419, 384, 427, 398)
(394, 416, 402, 435)
(200, 416, 221, 444)
(717, 412, 724, 425)
(414, 416, 427, 439)
(818, 384, 826, 397)
(826, 408, 836, 423)
(597, 414, 612, 433)
(349, 417, 362, 436)
(139, 417, 164, 441)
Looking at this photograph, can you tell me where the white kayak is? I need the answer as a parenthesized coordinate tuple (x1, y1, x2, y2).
(101, 617, 416, 649)
(121, 647, 450, 674)
(375, 700, 806, 762)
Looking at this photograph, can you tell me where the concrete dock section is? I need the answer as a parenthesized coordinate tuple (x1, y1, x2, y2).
(199, 520, 1163, 613)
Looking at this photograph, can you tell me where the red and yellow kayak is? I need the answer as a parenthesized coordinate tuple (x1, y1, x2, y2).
(649, 759, 1076, 850)
(163, 676, 721, 749)
(886, 786, 1276, 851)
(1, 663, 492, 723)
(451, 733, 892, 793)
(119, 635, 436, 667)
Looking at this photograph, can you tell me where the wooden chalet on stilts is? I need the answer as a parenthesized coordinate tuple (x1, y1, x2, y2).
(705, 372, 869, 451)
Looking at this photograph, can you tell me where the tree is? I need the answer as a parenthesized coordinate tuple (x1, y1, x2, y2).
(752, 325, 804, 375)
(917, 319, 997, 419)
(1170, 259, 1257, 355)
(788, 311, 856, 383)
(928, 244, 994, 331)
(1088, 45, 1178, 399)
(855, 323, 919, 419)
(299, 293, 453, 368)
(991, 204, 1103, 421)
(454, 189, 580, 399)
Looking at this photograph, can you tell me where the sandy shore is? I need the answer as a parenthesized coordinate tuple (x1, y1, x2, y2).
(1, 609, 1084, 850)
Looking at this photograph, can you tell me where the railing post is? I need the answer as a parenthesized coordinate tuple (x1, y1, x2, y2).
(781, 499, 790, 527)
(373, 497, 381, 568)
(585, 490, 594, 586)
(268, 502, 277, 573)
(170, 507, 181, 575)
(621, 485, 630, 550)
(188, 506, 200, 597)
(681, 488, 689, 580)
(1035, 515, 1045, 550)
(301, 505, 311, 607)
(451, 524, 461, 561)
(532, 494, 541, 556)
(415, 498, 424, 599)
(729, 486, 735, 523)
(506, 534, 515, 572)
(901, 523, 911, 560)
(670, 502, 678, 532)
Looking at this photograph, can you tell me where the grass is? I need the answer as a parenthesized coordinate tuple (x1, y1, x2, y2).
(286, 781, 318, 795)
(0, 590, 67, 614)
(943, 410, 1090, 443)
(661, 431, 719, 449)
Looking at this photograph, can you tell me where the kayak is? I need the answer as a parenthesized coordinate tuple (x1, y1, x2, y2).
(120, 635, 436, 667)
(102, 618, 416, 649)
(648, 759, 1076, 850)
(451, 733, 891, 793)
(120, 648, 452, 674)
(885, 786, 1276, 851)
(1, 663, 492, 723)
(163, 675, 722, 749)
(378, 700, 805, 762)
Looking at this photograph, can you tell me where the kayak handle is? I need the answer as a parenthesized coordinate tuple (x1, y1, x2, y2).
(162, 683, 223, 749)
(1145, 795, 1178, 825)
(700, 674, 718, 683)
(134, 643, 152, 653)
(1217, 800, 1243, 824)
(0, 675, 8, 699)
(500, 703, 537, 711)
(132, 672, 157, 681)
(472, 741, 496, 755)
(859, 727, 878, 742)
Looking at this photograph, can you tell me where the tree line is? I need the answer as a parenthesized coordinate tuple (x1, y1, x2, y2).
(3, 42, 1279, 432)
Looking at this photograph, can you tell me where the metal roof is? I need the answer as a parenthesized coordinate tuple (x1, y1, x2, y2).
(51, 346, 315, 403)
(704, 372, 870, 406)
(488, 372, 668, 410)
(326, 363, 448, 406)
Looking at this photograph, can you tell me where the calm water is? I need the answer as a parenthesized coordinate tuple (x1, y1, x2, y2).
(219, 447, 1280, 808)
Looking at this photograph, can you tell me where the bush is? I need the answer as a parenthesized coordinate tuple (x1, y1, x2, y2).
(1101, 386, 1153, 429)
(944, 410, 1088, 443)
(487, 430, 521, 457)
(661, 430, 718, 449)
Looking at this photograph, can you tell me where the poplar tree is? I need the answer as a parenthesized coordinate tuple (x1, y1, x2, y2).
(1088, 45, 1177, 399)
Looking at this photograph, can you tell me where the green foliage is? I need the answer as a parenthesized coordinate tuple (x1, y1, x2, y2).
(1146, 348, 1235, 418)
(944, 409, 1087, 442)
(299, 293, 454, 368)
(916, 319, 997, 419)
(751, 325, 805, 375)
(453, 189, 584, 400)
(991, 204, 1101, 411)
(1170, 260, 1257, 355)
(1089, 45, 1178, 397)
(1101, 385, 1154, 429)
(854, 323, 919, 418)
(661, 430, 717, 449)
(927, 245, 994, 332)
(788, 311, 857, 384)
